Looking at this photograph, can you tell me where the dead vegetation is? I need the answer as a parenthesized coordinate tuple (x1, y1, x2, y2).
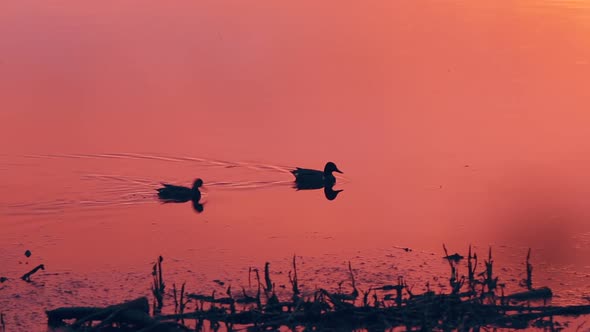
(45, 247, 590, 331)
(21, 264, 45, 282)
(151, 256, 165, 315)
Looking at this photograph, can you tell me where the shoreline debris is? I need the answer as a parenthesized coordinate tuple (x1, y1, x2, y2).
(44, 248, 590, 331)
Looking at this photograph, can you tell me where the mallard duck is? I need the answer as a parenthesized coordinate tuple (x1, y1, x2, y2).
(291, 162, 343, 190)
(157, 178, 203, 203)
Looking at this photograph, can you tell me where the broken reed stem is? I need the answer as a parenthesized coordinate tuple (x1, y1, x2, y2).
(180, 282, 186, 314)
(173, 283, 178, 315)
(248, 267, 252, 289)
(442, 244, 452, 269)
(172, 282, 187, 324)
(254, 268, 263, 310)
(467, 245, 478, 293)
(526, 248, 533, 290)
(289, 255, 300, 298)
(443, 244, 463, 294)
(225, 286, 236, 314)
(362, 288, 371, 307)
(151, 256, 165, 313)
(264, 262, 272, 293)
(21, 264, 45, 282)
(158, 256, 164, 292)
(348, 261, 356, 291)
(481, 247, 498, 295)
(396, 276, 404, 306)
(261, 262, 279, 310)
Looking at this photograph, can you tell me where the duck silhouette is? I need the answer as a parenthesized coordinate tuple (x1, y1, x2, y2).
(291, 162, 343, 190)
(156, 178, 204, 213)
(291, 162, 343, 200)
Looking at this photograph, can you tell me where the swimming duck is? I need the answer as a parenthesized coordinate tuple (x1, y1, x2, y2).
(157, 178, 203, 203)
(291, 162, 343, 190)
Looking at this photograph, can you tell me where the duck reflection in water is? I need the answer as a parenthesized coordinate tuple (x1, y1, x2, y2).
(156, 178, 204, 213)
(291, 162, 344, 200)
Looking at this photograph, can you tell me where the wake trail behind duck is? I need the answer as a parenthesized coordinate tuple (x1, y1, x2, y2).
(4, 153, 348, 216)
(1, 190, 157, 217)
(206, 180, 294, 190)
(24, 153, 297, 174)
(24, 152, 350, 181)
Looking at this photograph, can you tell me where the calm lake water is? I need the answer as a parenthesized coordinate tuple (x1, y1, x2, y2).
(1, 0, 590, 330)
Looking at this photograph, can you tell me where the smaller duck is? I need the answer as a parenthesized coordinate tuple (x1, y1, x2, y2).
(157, 178, 203, 203)
(292, 162, 343, 190)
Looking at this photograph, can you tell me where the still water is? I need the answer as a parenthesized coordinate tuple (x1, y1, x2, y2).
(1, 0, 590, 330)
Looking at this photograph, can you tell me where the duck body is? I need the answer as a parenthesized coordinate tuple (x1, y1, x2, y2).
(291, 168, 330, 190)
(157, 178, 202, 203)
(291, 162, 342, 190)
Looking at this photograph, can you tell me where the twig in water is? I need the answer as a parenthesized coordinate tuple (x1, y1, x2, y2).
(21, 264, 45, 282)
(288, 255, 300, 301)
(372, 289, 380, 308)
(174, 282, 187, 325)
(254, 268, 262, 310)
(524, 248, 533, 290)
(361, 287, 371, 307)
(248, 267, 252, 289)
(443, 245, 463, 294)
(479, 247, 498, 295)
(348, 261, 359, 301)
(264, 262, 272, 293)
(180, 282, 186, 315)
(467, 245, 478, 292)
(226, 286, 236, 314)
(151, 256, 165, 313)
(442, 244, 452, 269)
(173, 283, 179, 315)
(158, 256, 164, 291)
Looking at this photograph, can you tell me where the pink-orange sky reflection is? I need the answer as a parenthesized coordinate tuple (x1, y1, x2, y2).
(1, 0, 590, 329)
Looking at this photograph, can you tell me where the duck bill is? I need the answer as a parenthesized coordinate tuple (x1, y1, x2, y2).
(335, 168, 343, 174)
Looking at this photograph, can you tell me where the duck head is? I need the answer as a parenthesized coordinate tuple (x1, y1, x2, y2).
(192, 178, 204, 190)
(324, 162, 343, 175)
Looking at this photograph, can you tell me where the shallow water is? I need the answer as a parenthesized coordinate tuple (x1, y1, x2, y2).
(1, 0, 590, 330)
